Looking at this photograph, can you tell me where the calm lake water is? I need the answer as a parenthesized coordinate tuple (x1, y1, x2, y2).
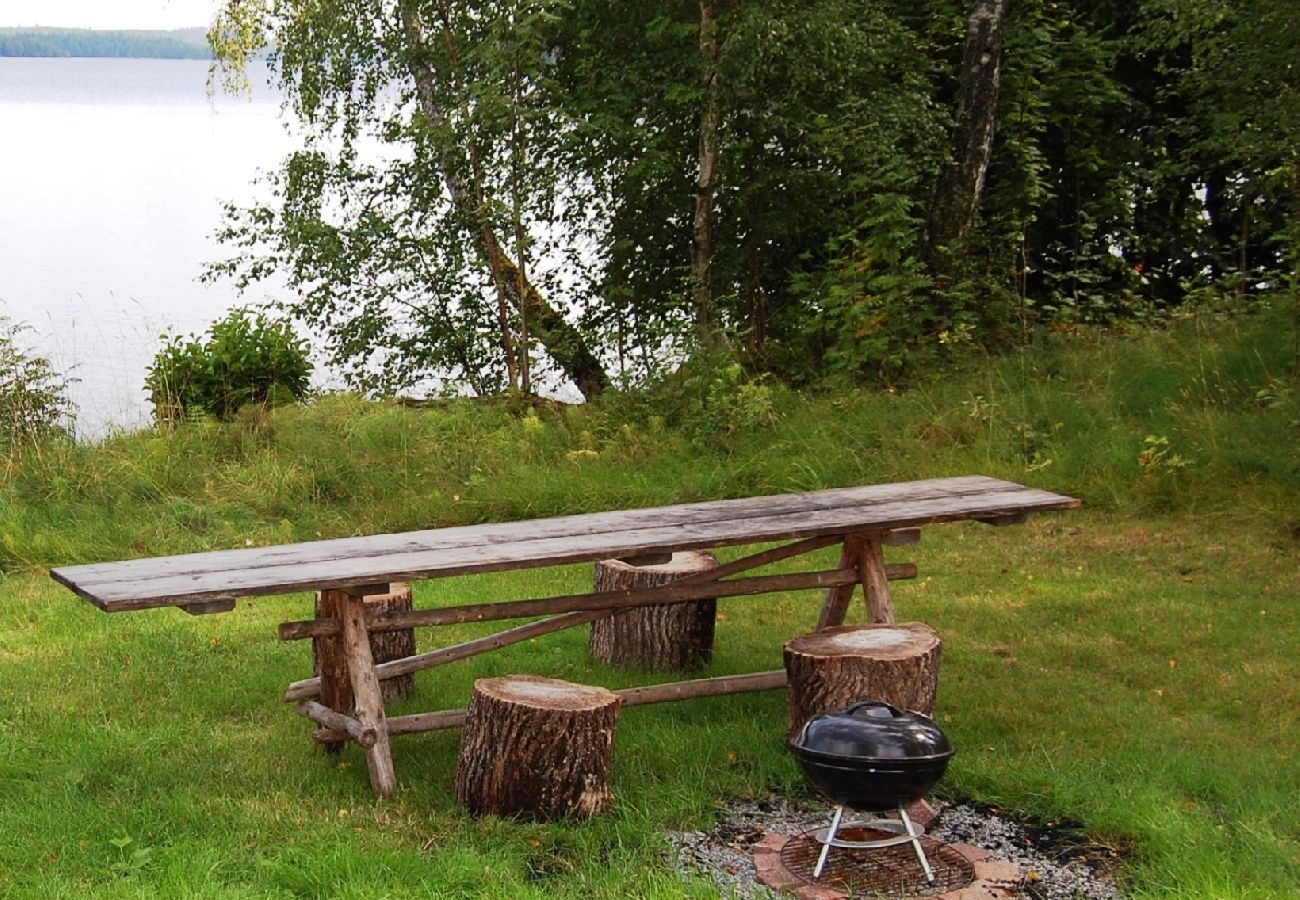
(0, 57, 298, 437)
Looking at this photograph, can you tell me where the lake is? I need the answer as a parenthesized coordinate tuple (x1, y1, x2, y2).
(0, 56, 298, 437)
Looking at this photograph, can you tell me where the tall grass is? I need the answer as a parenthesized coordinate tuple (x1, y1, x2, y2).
(0, 304, 1296, 896)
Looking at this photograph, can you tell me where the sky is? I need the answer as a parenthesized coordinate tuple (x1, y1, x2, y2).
(1, 0, 218, 30)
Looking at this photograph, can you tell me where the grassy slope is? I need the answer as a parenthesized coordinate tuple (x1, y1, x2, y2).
(0, 307, 1296, 897)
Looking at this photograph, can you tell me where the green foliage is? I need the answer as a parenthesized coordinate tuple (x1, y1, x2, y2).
(1138, 0, 1300, 287)
(0, 317, 71, 449)
(208, 0, 596, 396)
(145, 309, 312, 423)
(626, 346, 783, 448)
(203, 0, 1300, 394)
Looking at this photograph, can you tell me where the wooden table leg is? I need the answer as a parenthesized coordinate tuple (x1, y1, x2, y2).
(816, 533, 896, 627)
(817, 535, 862, 629)
(854, 537, 895, 625)
(339, 592, 397, 796)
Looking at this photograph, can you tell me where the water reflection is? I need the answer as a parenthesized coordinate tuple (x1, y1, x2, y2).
(0, 57, 297, 436)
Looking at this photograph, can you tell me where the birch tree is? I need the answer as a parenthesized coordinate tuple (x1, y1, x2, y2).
(207, 0, 610, 398)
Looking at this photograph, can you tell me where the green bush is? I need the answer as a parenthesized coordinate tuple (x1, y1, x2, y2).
(0, 317, 71, 448)
(145, 308, 312, 423)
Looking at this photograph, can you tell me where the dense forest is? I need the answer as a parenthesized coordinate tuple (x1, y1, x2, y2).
(0, 27, 210, 59)
(197, 1, 1295, 399)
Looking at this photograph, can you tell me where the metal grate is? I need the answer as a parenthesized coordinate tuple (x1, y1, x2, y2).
(779, 826, 976, 897)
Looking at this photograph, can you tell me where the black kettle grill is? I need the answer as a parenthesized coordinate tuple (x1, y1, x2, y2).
(789, 700, 956, 881)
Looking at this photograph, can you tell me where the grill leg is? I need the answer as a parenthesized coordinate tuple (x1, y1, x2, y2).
(898, 805, 936, 883)
(812, 804, 845, 879)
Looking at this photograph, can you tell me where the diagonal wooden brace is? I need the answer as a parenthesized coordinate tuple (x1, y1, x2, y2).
(816, 532, 899, 628)
(339, 591, 396, 796)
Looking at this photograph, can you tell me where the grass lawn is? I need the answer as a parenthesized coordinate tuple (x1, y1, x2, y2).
(1, 307, 1297, 897)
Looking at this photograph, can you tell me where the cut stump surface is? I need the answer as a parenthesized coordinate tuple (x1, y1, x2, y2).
(785, 622, 942, 736)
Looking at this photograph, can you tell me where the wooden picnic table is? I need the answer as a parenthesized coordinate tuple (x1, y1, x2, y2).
(50, 475, 1079, 796)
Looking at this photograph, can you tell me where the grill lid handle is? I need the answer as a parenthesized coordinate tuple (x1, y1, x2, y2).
(845, 700, 903, 720)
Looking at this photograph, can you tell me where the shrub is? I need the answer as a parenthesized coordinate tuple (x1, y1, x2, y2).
(0, 317, 72, 448)
(614, 345, 782, 448)
(145, 308, 312, 423)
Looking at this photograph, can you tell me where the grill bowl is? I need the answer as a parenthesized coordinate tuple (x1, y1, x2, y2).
(790, 747, 953, 811)
(789, 700, 955, 812)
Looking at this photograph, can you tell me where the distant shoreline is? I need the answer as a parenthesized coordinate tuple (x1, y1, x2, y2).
(0, 26, 212, 59)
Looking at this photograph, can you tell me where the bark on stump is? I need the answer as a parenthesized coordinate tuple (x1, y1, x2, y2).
(454, 674, 621, 820)
(589, 551, 718, 672)
(314, 583, 415, 706)
(784, 622, 941, 737)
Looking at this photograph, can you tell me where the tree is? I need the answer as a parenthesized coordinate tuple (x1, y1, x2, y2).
(691, 0, 721, 339)
(923, 0, 1011, 271)
(549, 0, 944, 377)
(205, 0, 1298, 394)
(208, 0, 610, 398)
(1140, 0, 1299, 290)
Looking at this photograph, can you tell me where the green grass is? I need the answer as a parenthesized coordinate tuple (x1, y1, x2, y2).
(0, 304, 1297, 897)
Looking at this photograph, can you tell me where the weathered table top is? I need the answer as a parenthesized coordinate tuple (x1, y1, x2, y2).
(50, 475, 1079, 613)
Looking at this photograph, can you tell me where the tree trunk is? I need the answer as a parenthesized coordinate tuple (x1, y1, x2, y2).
(398, 2, 610, 398)
(784, 622, 941, 736)
(746, 188, 767, 363)
(500, 256, 610, 400)
(923, 0, 1011, 267)
(691, 0, 721, 338)
(454, 675, 621, 820)
(589, 551, 718, 672)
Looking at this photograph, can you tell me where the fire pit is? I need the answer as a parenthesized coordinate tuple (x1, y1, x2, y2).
(789, 700, 956, 881)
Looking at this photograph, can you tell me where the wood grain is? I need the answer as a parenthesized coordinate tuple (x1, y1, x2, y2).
(589, 551, 718, 672)
(51, 477, 1078, 612)
(453, 675, 621, 819)
(785, 622, 942, 736)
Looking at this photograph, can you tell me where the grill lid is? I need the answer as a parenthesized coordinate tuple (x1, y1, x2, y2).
(791, 700, 954, 763)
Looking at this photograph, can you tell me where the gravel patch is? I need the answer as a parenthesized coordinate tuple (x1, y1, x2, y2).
(665, 796, 1126, 898)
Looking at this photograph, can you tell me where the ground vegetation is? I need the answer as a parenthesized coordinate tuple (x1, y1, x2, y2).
(0, 306, 1295, 896)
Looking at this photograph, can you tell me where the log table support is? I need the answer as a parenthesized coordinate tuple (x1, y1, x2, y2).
(314, 583, 415, 706)
(784, 622, 942, 736)
(312, 589, 353, 753)
(590, 551, 719, 672)
(454, 675, 621, 820)
(311, 583, 414, 753)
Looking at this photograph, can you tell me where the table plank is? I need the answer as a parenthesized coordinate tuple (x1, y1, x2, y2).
(51, 477, 1079, 612)
(58, 476, 999, 582)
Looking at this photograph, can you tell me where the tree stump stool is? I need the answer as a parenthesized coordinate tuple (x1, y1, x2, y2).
(784, 622, 941, 736)
(314, 582, 415, 707)
(589, 551, 718, 671)
(454, 674, 622, 820)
